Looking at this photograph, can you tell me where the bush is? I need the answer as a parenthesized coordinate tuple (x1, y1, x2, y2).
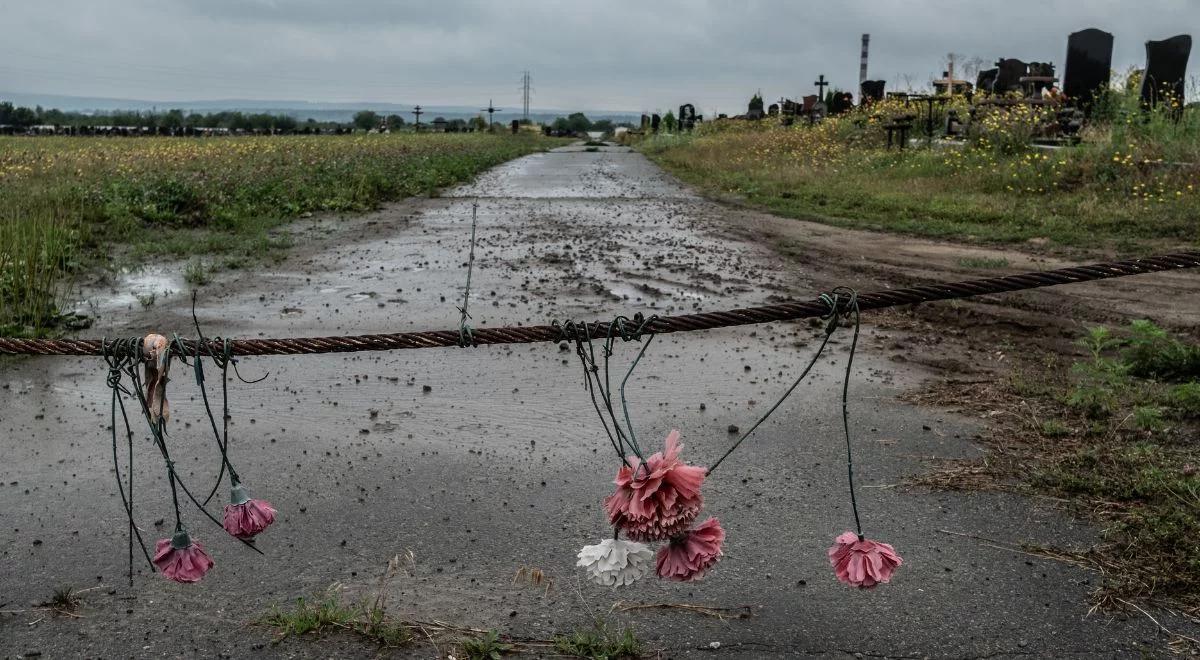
(1123, 319, 1200, 382)
(1169, 382, 1200, 417)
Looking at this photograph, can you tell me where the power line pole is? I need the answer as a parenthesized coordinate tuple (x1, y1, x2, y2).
(520, 71, 532, 122)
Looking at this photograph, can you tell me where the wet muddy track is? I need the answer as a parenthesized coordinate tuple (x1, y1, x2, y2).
(1, 144, 1191, 658)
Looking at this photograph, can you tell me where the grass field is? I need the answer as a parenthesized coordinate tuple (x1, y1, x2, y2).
(640, 89, 1200, 252)
(0, 132, 563, 336)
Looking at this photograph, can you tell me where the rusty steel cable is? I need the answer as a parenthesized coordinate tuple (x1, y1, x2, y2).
(1, 251, 1197, 358)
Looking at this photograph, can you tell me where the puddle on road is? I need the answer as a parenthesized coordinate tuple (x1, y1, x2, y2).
(73, 265, 184, 315)
(606, 279, 708, 303)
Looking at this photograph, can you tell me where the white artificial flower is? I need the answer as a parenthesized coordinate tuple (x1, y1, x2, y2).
(576, 539, 653, 587)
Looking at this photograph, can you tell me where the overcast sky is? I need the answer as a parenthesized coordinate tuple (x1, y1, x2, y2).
(2, 0, 1198, 116)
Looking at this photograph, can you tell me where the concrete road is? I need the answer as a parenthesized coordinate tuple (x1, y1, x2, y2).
(0, 145, 1181, 658)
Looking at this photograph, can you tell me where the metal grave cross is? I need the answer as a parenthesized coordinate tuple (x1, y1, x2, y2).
(814, 74, 830, 99)
(481, 100, 500, 127)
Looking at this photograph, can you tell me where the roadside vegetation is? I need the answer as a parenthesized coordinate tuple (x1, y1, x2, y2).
(261, 556, 644, 658)
(913, 321, 1200, 623)
(0, 132, 564, 336)
(639, 84, 1200, 252)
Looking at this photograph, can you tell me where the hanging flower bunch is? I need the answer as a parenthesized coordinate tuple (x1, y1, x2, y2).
(575, 290, 904, 591)
(104, 332, 277, 585)
(579, 430, 725, 586)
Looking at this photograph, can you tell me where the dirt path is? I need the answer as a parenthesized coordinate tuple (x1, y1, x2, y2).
(1, 144, 1193, 658)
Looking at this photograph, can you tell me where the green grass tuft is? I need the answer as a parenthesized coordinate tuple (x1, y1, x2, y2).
(552, 621, 643, 659)
(459, 629, 514, 659)
(261, 594, 412, 649)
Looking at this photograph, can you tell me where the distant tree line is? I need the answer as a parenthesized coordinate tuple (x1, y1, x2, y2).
(0, 100, 632, 136)
(547, 112, 624, 135)
(352, 110, 408, 131)
(0, 101, 320, 132)
(0, 101, 494, 135)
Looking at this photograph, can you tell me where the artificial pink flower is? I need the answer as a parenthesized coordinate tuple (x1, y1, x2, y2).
(827, 531, 902, 588)
(143, 333, 171, 424)
(153, 530, 214, 583)
(222, 482, 277, 540)
(656, 517, 725, 581)
(604, 430, 706, 541)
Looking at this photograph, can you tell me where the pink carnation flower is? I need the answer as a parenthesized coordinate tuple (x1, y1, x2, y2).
(828, 531, 902, 588)
(222, 482, 277, 540)
(153, 530, 214, 583)
(656, 517, 725, 581)
(604, 430, 706, 541)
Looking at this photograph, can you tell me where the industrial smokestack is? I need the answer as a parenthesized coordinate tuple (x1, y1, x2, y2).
(860, 34, 870, 86)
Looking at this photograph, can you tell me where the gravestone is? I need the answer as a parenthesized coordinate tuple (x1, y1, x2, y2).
(860, 80, 886, 104)
(747, 94, 765, 120)
(945, 109, 964, 136)
(1063, 28, 1114, 113)
(828, 91, 854, 114)
(511, 119, 520, 134)
(810, 101, 827, 124)
(651, 113, 661, 132)
(976, 68, 999, 94)
(992, 58, 1028, 94)
(1140, 34, 1192, 108)
(1023, 61, 1057, 97)
(813, 74, 830, 99)
(1027, 62, 1055, 78)
(640, 114, 650, 131)
(679, 104, 697, 130)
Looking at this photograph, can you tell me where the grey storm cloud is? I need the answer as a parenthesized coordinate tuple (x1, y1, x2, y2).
(1, 0, 1198, 115)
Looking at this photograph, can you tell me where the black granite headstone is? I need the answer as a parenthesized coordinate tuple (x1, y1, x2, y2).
(992, 58, 1028, 94)
(828, 92, 854, 114)
(678, 104, 697, 130)
(860, 80, 886, 104)
(976, 68, 999, 94)
(1063, 28, 1113, 113)
(1140, 34, 1192, 108)
(651, 113, 661, 132)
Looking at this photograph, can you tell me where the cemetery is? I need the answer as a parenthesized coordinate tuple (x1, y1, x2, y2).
(641, 29, 1198, 249)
